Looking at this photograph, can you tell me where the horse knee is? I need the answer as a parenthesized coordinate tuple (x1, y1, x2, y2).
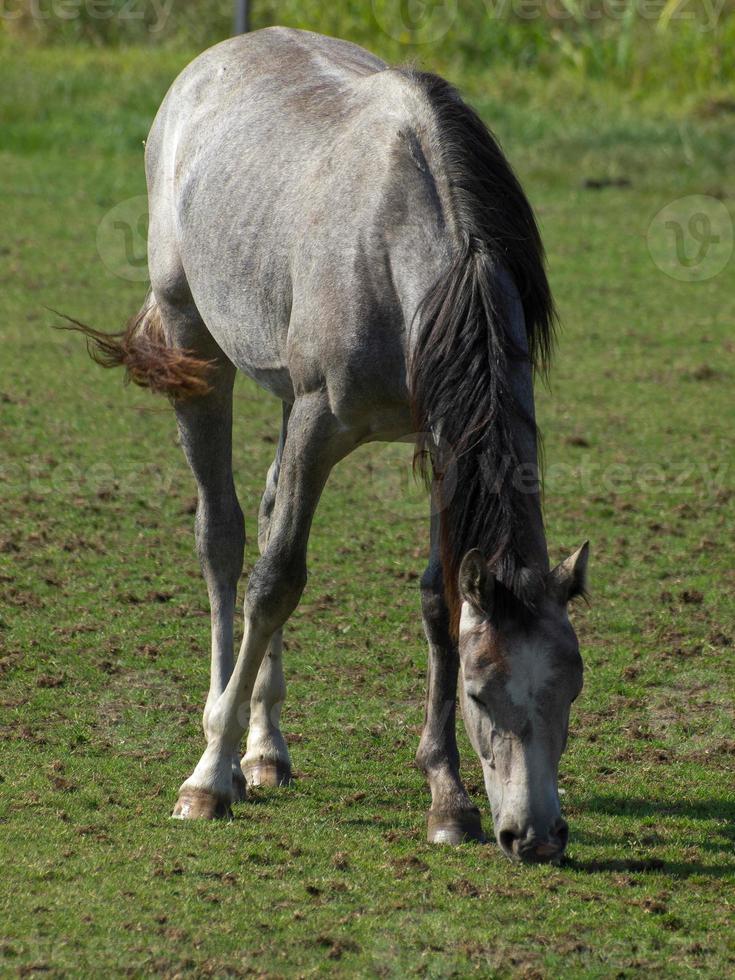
(420, 564, 449, 644)
(246, 553, 307, 634)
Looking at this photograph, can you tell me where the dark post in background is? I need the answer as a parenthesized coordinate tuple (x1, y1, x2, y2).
(234, 0, 250, 34)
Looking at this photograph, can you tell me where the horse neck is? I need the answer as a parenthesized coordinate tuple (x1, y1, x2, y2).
(505, 355, 549, 575)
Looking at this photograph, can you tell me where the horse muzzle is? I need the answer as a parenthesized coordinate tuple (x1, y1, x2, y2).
(497, 818, 569, 864)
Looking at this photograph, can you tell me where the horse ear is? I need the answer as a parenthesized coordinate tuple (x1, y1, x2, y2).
(548, 541, 589, 605)
(458, 549, 495, 616)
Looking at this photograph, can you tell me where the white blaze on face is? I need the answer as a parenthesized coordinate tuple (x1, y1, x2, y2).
(458, 600, 573, 844)
(499, 640, 562, 834)
(505, 639, 554, 708)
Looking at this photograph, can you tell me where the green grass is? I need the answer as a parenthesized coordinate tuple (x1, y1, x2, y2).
(1, 40, 734, 978)
(4, 0, 735, 103)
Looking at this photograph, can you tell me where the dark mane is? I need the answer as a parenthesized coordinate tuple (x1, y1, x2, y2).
(404, 69, 556, 631)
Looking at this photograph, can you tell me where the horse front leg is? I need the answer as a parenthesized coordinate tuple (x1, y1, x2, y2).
(416, 510, 484, 844)
(173, 392, 352, 818)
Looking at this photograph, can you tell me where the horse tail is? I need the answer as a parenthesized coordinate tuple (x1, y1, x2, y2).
(53, 292, 213, 400)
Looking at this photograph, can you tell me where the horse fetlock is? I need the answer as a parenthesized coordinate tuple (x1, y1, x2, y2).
(172, 756, 236, 819)
(181, 740, 236, 795)
(242, 758, 292, 788)
(242, 725, 292, 787)
(172, 785, 233, 820)
(231, 759, 248, 803)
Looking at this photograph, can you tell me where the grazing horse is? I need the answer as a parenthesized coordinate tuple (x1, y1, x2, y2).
(68, 27, 589, 863)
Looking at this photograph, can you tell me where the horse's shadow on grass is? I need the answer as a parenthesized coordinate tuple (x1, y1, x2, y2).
(562, 856, 734, 879)
(585, 794, 735, 824)
(566, 794, 735, 879)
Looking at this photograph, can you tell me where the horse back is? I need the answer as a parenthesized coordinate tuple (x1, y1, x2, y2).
(145, 28, 452, 425)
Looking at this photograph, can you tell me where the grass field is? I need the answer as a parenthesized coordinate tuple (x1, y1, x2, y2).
(1, 34, 734, 978)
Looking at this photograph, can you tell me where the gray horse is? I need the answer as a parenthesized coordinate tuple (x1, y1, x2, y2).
(67, 27, 589, 863)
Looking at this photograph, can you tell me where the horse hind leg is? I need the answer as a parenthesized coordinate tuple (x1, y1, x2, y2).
(173, 392, 354, 819)
(242, 402, 293, 788)
(154, 293, 248, 818)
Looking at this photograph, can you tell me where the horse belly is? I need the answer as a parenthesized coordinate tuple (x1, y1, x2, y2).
(174, 181, 296, 402)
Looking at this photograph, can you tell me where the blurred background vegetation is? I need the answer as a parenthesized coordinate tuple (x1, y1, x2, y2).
(1, 0, 734, 110)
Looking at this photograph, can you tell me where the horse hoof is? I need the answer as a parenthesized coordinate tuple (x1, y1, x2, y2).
(243, 760, 292, 787)
(232, 769, 248, 803)
(172, 787, 233, 820)
(427, 807, 485, 844)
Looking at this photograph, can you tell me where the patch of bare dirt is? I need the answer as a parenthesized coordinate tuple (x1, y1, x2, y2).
(6, 587, 41, 609)
(680, 589, 704, 605)
(390, 855, 429, 876)
(447, 878, 480, 897)
(36, 674, 65, 688)
(314, 934, 360, 960)
(331, 851, 350, 871)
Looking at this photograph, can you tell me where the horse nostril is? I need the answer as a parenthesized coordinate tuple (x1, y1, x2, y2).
(553, 818, 569, 851)
(499, 822, 568, 863)
(499, 828, 520, 858)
